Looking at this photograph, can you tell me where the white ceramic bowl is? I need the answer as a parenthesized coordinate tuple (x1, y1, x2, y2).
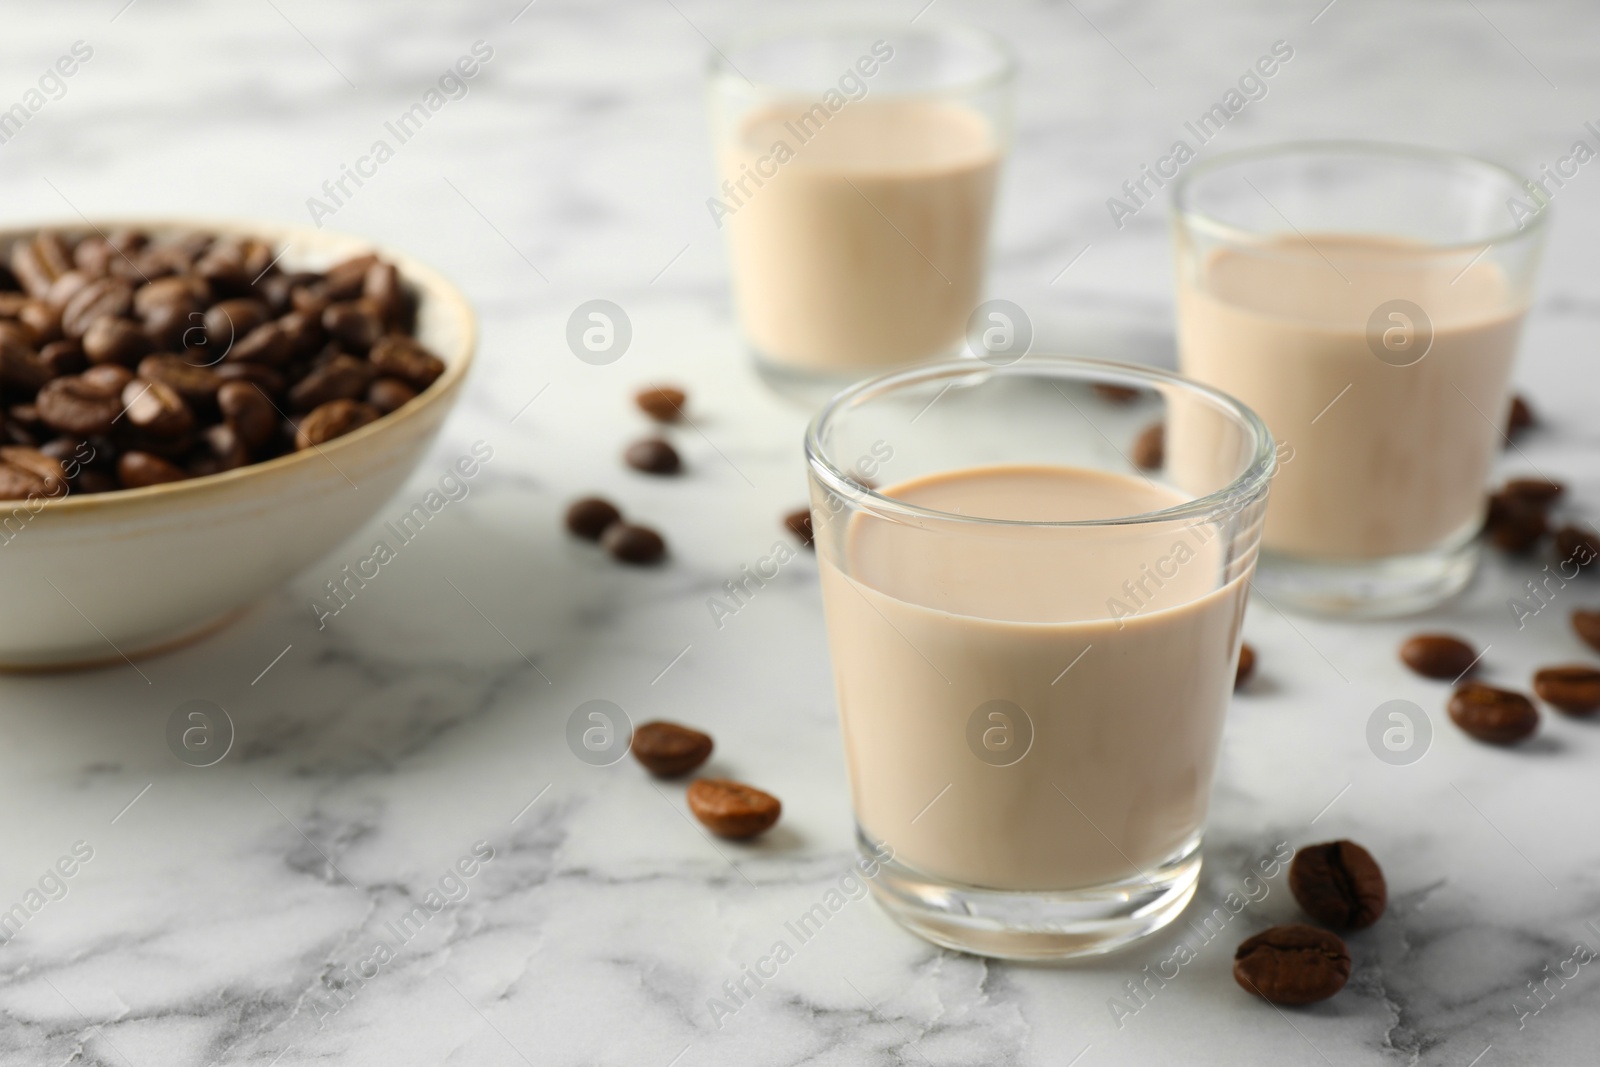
(0, 219, 476, 669)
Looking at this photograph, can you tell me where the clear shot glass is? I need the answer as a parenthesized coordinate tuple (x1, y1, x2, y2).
(803, 357, 1275, 959)
(1171, 141, 1549, 616)
(708, 23, 1015, 390)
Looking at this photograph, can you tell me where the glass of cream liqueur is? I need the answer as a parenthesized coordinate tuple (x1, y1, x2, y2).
(708, 24, 1015, 391)
(1172, 142, 1549, 616)
(804, 357, 1275, 959)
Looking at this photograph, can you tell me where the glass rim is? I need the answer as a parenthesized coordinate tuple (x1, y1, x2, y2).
(1170, 139, 1550, 254)
(804, 356, 1277, 530)
(706, 20, 1019, 98)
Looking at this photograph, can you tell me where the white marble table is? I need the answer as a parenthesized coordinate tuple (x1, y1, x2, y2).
(1, 1, 1598, 1064)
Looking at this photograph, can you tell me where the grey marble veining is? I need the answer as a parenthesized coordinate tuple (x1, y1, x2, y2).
(0, 1, 1598, 1064)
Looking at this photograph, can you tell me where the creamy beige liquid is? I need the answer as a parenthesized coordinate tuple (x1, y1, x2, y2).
(817, 465, 1250, 891)
(1177, 234, 1527, 560)
(721, 99, 1000, 372)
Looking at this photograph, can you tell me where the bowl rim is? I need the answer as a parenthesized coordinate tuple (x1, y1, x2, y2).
(0, 217, 477, 515)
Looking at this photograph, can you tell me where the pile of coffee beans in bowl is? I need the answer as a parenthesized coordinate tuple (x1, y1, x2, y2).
(0, 228, 447, 498)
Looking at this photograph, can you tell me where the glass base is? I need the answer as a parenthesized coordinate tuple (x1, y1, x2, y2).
(861, 826, 1202, 961)
(1253, 536, 1479, 618)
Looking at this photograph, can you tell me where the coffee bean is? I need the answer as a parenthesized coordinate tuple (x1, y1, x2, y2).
(214, 362, 285, 397)
(631, 721, 714, 777)
(294, 399, 379, 450)
(362, 261, 408, 327)
(785, 507, 815, 549)
(1485, 492, 1546, 553)
(117, 450, 188, 489)
(0, 458, 47, 500)
(322, 255, 379, 301)
(60, 278, 134, 339)
(11, 233, 73, 298)
(289, 354, 376, 411)
(635, 385, 686, 422)
(1448, 682, 1538, 745)
(0, 446, 67, 496)
(1133, 421, 1163, 471)
(81, 363, 134, 394)
(368, 335, 444, 389)
(205, 298, 271, 349)
(39, 340, 87, 377)
(1574, 610, 1600, 655)
(601, 521, 666, 565)
(36, 375, 123, 436)
(321, 301, 384, 352)
(1555, 526, 1600, 571)
(227, 321, 294, 366)
(1399, 633, 1477, 680)
(1507, 393, 1535, 439)
(17, 299, 61, 346)
(1093, 383, 1141, 404)
(217, 380, 278, 450)
(1233, 925, 1351, 1005)
(1503, 477, 1564, 508)
(123, 378, 194, 437)
(625, 437, 681, 475)
(138, 354, 220, 406)
(565, 496, 622, 541)
(45, 270, 91, 311)
(0, 336, 53, 392)
(195, 423, 251, 474)
(1289, 840, 1386, 930)
(367, 377, 417, 414)
(1236, 643, 1255, 689)
(81, 316, 152, 366)
(1532, 666, 1600, 715)
(686, 778, 781, 839)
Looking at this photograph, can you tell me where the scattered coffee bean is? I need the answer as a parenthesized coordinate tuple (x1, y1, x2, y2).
(1399, 633, 1477, 680)
(1503, 477, 1565, 507)
(635, 385, 686, 422)
(625, 437, 681, 475)
(1289, 840, 1386, 930)
(1573, 610, 1600, 655)
(1532, 665, 1600, 715)
(1485, 491, 1547, 553)
(1448, 682, 1538, 745)
(687, 778, 781, 839)
(1554, 526, 1600, 571)
(565, 496, 622, 541)
(1233, 925, 1351, 1006)
(631, 721, 714, 777)
(601, 521, 666, 565)
(1133, 421, 1163, 471)
(1507, 393, 1535, 440)
(1235, 643, 1255, 689)
(785, 507, 815, 549)
(1093, 383, 1141, 404)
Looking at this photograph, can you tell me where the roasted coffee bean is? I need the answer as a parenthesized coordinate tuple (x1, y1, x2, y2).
(204, 298, 271, 350)
(368, 335, 444, 389)
(0, 459, 47, 500)
(0, 292, 27, 316)
(1503, 477, 1564, 508)
(61, 278, 134, 339)
(1289, 840, 1386, 930)
(10, 233, 73, 297)
(38, 436, 87, 467)
(1399, 633, 1477, 680)
(1532, 666, 1600, 715)
(367, 377, 417, 414)
(36, 375, 123, 436)
(1093, 382, 1142, 404)
(294, 398, 379, 450)
(1574, 610, 1600, 655)
(290, 286, 331, 318)
(39, 339, 86, 377)
(73, 468, 117, 493)
(362, 262, 407, 326)
(624, 437, 681, 475)
(137, 354, 221, 406)
(1233, 925, 1351, 1005)
(139, 300, 202, 352)
(1555, 526, 1600, 571)
(0, 336, 53, 392)
(564, 496, 622, 541)
(1507, 393, 1535, 439)
(275, 311, 323, 358)
(635, 385, 686, 422)
(1133, 421, 1164, 471)
(214, 361, 285, 396)
(17, 300, 60, 346)
(631, 721, 714, 777)
(133, 274, 208, 318)
(1486, 492, 1547, 553)
(1236, 643, 1256, 689)
(686, 779, 781, 839)
(217, 380, 278, 450)
(117, 450, 188, 488)
(81, 363, 135, 393)
(73, 235, 115, 278)
(122, 378, 194, 437)
(81, 316, 150, 366)
(601, 521, 666, 565)
(227, 321, 293, 365)
(322, 254, 379, 300)
(321, 301, 384, 352)
(288, 354, 376, 411)
(785, 507, 815, 549)
(196, 423, 251, 472)
(45, 270, 91, 310)
(1449, 682, 1539, 745)
(0, 446, 67, 496)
